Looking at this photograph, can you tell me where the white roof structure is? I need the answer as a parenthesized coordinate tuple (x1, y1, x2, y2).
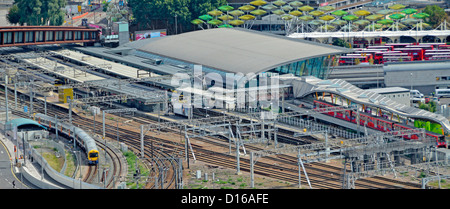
(285, 76, 450, 133)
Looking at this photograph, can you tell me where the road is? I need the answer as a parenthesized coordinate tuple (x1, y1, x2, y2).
(0, 140, 28, 189)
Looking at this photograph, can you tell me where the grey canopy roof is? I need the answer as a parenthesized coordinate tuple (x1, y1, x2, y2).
(137, 28, 351, 74)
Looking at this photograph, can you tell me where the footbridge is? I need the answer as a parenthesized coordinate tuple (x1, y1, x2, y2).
(288, 30, 450, 44)
(281, 76, 450, 134)
(0, 26, 99, 47)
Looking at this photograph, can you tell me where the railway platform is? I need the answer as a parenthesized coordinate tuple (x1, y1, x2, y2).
(0, 121, 65, 189)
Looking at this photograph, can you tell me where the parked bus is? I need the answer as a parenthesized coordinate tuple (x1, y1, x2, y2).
(385, 43, 411, 49)
(435, 89, 450, 98)
(427, 55, 450, 61)
(338, 56, 370, 65)
(424, 52, 450, 60)
(374, 51, 401, 64)
(382, 55, 412, 63)
(438, 44, 450, 49)
(396, 48, 424, 61)
(406, 44, 433, 50)
(367, 45, 395, 51)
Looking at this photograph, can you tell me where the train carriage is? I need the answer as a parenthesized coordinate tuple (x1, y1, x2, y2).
(35, 113, 99, 164)
(312, 100, 446, 147)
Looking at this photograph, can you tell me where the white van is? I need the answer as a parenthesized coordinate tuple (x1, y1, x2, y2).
(435, 89, 450, 98)
(410, 90, 423, 98)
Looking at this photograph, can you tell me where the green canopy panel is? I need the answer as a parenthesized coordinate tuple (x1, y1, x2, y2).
(377, 19, 394, 25)
(218, 15, 234, 21)
(218, 5, 234, 12)
(261, 4, 277, 11)
(289, 1, 303, 8)
(239, 14, 256, 20)
(401, 18, 419, 25)
(272, 0, 286, 6)
(239, 5, 256, 11)
(208, 10, 223, 16)
(365, 14, 383, 21)
(281, 15, 293, 20)
(289, 10, 303, 16)
(308, 19, 325, 25)
(353, 19, 370, 25)
(250, 9, 267, 16)
(228, 19, 245, 25)
(207, 19, 223, 25)
(331, 10, 348, 16)
(229, 10, 245, 16)
(342, 14, 358, 21)
(389, 13, 405, 20)
(412, 12, 430, 19)
(299, 15, 314, 21)
(282, 5, 293, 11)
(310, 10, 325, 16)
(318, 5, 335, 12)
(354, 10, 371, 16)
(299, 5, 314, 12)
(330, 19, 348, 26)
(218, 24, 233, 28)
(272, 9, 286, 15)
(199, 14, 213, 21)
(388, 4, 406, 10)
(319, 15, 335, 22)
(401, 8, 417, 15)
(191, 19, 205, 25)
(250, 0, 267, 6)
(376, 9, 393, 15)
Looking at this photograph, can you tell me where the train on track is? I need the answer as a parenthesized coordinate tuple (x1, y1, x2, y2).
(313, 100, 447, 147)
(34, 113, 99, 165)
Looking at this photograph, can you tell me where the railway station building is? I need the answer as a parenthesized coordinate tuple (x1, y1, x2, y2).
(77, 28, 351, 112)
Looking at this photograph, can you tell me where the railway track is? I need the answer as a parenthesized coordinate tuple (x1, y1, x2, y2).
(0, 66, 426, 189)
(104, 109, 423, 189)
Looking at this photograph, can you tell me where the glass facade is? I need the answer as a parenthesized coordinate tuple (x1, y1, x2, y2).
(271, 55, 335, 79)
(135, 50, 335, 80)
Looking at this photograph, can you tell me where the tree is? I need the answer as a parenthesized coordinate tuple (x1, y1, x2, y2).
(6, 4, 20, 25)
(7, 0, 66, 26)
(129, 0, 227, 34)
(423, 5, 448, 28)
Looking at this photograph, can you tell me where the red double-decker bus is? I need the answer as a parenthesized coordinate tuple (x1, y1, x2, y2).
(385, 43, 411, 49)
(406, 44, 434, 50)
(424, 52, 450, 60)
(382, 54, 413, 63)
(367, 45, 395, 51)
(374, 51, 401, 64)
(338, 55, 370, 65)
(396, 48, 424, 61)
(438, 45, 450, 49)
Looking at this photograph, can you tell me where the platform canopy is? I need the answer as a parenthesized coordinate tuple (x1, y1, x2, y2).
(137, 28, 350, 75)
(6, 118, 47, 130)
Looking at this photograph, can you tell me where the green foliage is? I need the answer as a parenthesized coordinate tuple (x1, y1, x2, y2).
(8, 0, 66, 26)
(6, 4, 20, 25)
(332, 39, 351, 48)
(423, 5, 448, 28)
(128, 0, 227, 33)
(419, 101, 436, 113)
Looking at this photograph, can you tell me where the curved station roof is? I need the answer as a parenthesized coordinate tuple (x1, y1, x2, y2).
(287, 76, 450, 133)
(137, 28, 351, 75)
(6, 118, 47, 130)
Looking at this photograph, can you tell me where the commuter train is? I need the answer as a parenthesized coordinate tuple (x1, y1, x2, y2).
(34, 113, 99, 164)
(313, 100, 447, 147)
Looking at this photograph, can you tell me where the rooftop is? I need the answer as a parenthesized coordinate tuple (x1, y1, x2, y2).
(6, 118, 47, 130)
(137, 28, 351, 75)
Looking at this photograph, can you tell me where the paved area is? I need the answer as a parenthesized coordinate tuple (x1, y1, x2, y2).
(0, 132, 29, 189)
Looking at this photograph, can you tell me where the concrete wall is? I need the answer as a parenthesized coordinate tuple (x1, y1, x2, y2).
(385, 68, 450, 96)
